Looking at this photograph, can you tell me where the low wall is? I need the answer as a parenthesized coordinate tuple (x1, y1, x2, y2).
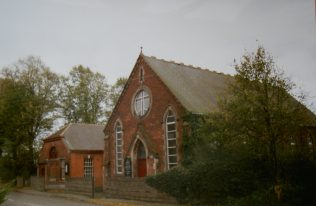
(65, 177, 95, 197)
(30, 176, 45, 191)
(104, 177, 177, 204)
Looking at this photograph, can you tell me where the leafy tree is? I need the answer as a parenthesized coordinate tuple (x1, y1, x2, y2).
(106, 77, 127, 118)
(0, 79, 34, 179)
(206, 47, 316, 205)
(60, 65, 109, 123)
(209, 46, 313, 182)
(0, 56, 59, 180)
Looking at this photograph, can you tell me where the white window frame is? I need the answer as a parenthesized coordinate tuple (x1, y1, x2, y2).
(115, 122, 123, 174)
(166, 110, 177, 169)
(134, 90, 150, 116)
(84, 158, 93, 177)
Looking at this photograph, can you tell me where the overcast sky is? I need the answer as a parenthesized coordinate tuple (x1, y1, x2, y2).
(0, 0, 315, 112)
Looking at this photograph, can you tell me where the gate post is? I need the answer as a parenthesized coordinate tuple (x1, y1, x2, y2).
(91, 176, 95, 198)
(44, 163, 48, 191)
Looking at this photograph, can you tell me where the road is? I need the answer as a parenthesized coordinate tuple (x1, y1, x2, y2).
(2, 192, 98, 206)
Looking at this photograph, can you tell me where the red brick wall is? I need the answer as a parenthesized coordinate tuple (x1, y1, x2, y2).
(105, 55, 185, 177)
(38, 137, 69, 165)
(37, 137, 69, 180)
(70, 152, 103, 187)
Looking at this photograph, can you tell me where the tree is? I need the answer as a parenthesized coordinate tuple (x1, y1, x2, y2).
(60, 65, 109, 124)
(0, 56, 59, 180)
(0, 79, 32, 179)
(106, 77, 127, 118)
(206, 46, 316, 205)
(209, 46, 313, 182)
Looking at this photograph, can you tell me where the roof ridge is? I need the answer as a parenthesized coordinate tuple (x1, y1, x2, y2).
(144, 55, 231, 77)
(45, 124, 68, 139)
(60, 124, 70, 137)
(69, 123, 104, 126)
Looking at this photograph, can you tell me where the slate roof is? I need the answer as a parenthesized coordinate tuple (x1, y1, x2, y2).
(143, 55, 232, 114)
(46, 123, 105, 151)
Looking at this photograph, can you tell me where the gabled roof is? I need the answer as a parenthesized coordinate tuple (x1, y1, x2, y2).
(46, 123, 105, 151)
(143, 55, 232, 114)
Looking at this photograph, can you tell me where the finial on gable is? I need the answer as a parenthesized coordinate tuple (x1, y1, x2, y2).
(140, 46, 143, 54)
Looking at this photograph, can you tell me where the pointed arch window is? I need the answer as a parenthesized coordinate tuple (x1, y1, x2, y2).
(165, 110, 177, 169)
(115, 122, 123, 174)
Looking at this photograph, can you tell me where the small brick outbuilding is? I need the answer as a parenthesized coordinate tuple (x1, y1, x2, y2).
(37, 123, 104, 188)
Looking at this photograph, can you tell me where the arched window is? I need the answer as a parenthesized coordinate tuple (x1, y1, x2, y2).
(49, 146, 57, 159)
(134, 90, 150, 116)
(115, 122, 123, 174)
(165, 110, 177, 169)
(140, 67, 144, 82)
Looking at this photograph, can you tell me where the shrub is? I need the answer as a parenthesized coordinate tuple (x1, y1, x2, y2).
(148, 151, 316, 205)
(146, 167, 190, 203)
(147, 150, 276, 205)
(0, 181, 12, 204)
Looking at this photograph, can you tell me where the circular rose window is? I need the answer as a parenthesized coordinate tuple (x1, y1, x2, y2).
(134, 90, 150, 116)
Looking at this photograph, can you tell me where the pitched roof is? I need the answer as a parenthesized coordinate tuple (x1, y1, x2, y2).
(46, 123, 105, 151)
(143, 55, 232, 114)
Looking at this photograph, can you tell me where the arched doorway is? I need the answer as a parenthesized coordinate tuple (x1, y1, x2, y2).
(136, 141, 147, 177)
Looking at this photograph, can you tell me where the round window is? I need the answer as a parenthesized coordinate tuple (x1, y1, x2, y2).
(134, 90, 150, 116)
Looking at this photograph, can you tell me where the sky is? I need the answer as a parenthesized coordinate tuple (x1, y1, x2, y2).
(0, 0, 315, 112)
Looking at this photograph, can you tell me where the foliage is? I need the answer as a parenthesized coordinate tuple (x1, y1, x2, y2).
(0, 79, 35, 179)
(106, 77, 127, 118)
(181, 113, 206, 166)
(0, 56, 59, 180)
(208, 46, 312, 183)
(146, 168, 189, 204)
(59, 65, 109, 124)
(147, 46, 316, 205)
(148, 147, 277, 205)
(148, 138, 316, 206)
(0, 182, 11, 204)
(0, 57, 126, 181)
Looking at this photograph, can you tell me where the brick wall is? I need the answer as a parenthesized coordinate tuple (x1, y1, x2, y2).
(38, 137, 69, 164)
(70, 152, 103, 187)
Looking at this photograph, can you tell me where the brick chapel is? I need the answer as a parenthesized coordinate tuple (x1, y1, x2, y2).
(103, 52, 231, 178)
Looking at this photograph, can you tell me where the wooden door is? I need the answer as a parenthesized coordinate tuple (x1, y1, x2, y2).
(137, 141, 147, 177)
(137, 159, 147, 177)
